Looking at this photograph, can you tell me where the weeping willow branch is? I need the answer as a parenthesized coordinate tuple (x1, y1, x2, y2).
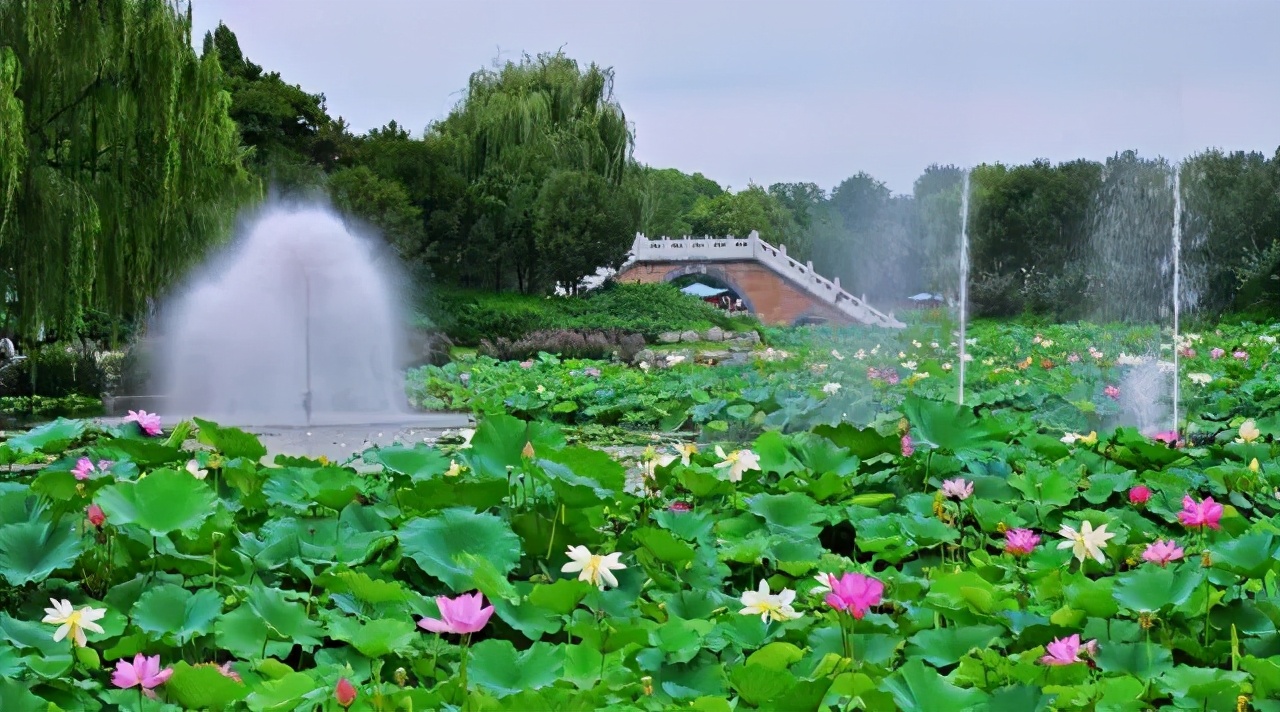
(0, 0, 255, 342)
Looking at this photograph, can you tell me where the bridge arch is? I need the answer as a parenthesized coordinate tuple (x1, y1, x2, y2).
(661, 264, 758, 316)
(613, 233, 904, 328)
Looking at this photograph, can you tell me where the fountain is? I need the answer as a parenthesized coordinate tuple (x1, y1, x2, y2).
(956, 170, 971, 406)
(1170, 164, 1182, 436)
(153, 204, 424, 427)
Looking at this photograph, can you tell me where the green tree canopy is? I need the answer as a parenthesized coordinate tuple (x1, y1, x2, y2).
(428, 51, 636, 292)
(0, 0, 252, 342)
(534, 169, 633, 293)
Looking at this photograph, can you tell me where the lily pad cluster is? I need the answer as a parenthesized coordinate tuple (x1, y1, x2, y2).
(0, 321, 1278, 710)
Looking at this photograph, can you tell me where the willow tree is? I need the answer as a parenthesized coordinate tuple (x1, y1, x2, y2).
(430, 51, 635, 292)
(0, 0, 253, 342)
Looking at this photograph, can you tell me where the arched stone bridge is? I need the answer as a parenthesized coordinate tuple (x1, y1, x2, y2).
(614, 232, 905, 328)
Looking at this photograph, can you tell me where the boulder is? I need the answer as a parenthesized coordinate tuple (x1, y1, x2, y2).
(618, 333, 647, 362)
(741, 330, 761, 345)
(696, 349, 731, 363)
(679, 330, 701, 343)
(632, 349, 657, 366)
(405, 330, 453, 368)
(658, 331, 682, 344)
(705, 327, 724, 342)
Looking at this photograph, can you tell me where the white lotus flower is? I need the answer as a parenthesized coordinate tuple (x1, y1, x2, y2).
(1187, 373, 1212, 385)
(1057, 521, 1116, 564)
(185, 459, 208, 480)
(42, 599, 106, 648)
(1237, 420, 1260, 444)
(714, 446, 760, 482)
(739, 580, 801, 623)
(561, 546, 626, 589)
(822, 382, 842, 395)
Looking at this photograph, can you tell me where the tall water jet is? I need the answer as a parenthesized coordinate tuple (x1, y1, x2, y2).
(156, 205, 410, 426)
(957, 169, 971, 406)
(1170, 164, 1182, 436)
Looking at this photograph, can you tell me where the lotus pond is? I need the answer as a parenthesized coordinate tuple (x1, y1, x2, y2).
(2, 321, 1280, 711)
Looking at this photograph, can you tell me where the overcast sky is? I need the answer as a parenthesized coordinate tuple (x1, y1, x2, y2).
(190, 0, 1280, 195)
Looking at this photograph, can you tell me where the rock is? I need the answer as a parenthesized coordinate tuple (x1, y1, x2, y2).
(696, 349, 731, 363)
(405, 330, 453, 368)
(632, 348, 657, 365)
(618, 333, 647, 362)
(679, 330, 701, 343)
(705, 327, 724, 342)
(658, 331, 682, 344)
(741, 330, 761, 345)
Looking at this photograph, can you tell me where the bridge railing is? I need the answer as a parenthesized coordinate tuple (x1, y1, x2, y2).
(626, 233, 905, 328)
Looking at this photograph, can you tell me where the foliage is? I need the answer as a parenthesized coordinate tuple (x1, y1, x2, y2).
(3, 320, 1280, 710)
(0, 394, 102, 420)
(429, 282, 755, 346)
(534, 169, 634, 292)
(686, 184, 803, 256)
(428, 50, 636, 293)
(0, 343, 104, 398)
(0, 1, 253, 341)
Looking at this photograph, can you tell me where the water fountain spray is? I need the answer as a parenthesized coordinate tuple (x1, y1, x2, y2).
(1170, 164, 1182, 436)
(957, 170, 972, 406)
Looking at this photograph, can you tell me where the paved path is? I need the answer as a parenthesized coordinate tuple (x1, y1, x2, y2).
(95, 412, 474, 463)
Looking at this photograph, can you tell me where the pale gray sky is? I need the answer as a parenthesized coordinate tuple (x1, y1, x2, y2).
(190, 0, 1280, 194)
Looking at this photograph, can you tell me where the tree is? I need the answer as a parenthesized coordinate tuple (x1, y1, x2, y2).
(630, 165, 722, 237)
(534, 170, 634, 293)
(685, 184, 802, 255)
(428, 51, 634, 292)
(0, 0, 252, 342)
(1181, 148, 1280, 315)
(204, 22, 338, 186)
(767, 182, 825, 230)
(328, 166, 429, 281)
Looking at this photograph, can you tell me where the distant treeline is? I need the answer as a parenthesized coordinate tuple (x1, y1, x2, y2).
(2, 5, 1277, 346)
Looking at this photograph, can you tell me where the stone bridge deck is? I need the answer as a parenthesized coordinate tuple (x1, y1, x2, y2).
(615, 232, 905, 328)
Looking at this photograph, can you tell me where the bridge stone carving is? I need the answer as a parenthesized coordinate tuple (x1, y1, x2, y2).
(614, 232, 905, 328)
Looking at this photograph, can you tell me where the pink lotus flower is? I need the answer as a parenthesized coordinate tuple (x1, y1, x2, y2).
(1067, 353, 1080, 363)
(72, 457, 96, 480)
(1151, 430, 1181, 447)
(1128, 485, 1152, 506)
(1211, 347, 1225, 359)
(1234, 350, 1248, 360)
(123, 410, 162, 436)
(1178, 495, 1223, 530)
(1104, 385, 1120, 400)
(1039, 634, 1085, 665)
(335, 678, 357, 708)
(940, 477, 973, 500)
(417, 592, 494, 635)
(519, 360, 534, 369)
(1180, 347, 1196, 358)
(823, 572, 884, 619)
(884, 370, 900, 385)
(900, 434, 914, 458)
(216, 661, 242, 683)
(668, 501, 692, 512)
(86, 504, 106, 528)
(584, 367, 601, 377)
(111, 654, 173, 698)
(1142, 539, 1185, 567)
(1004, 528, 1040, 556)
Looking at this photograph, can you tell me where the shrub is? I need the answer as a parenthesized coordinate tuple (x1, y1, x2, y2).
(478, 329, 642, 362)
(0, 343, 105, 398)
(426, 282, 758, 346)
